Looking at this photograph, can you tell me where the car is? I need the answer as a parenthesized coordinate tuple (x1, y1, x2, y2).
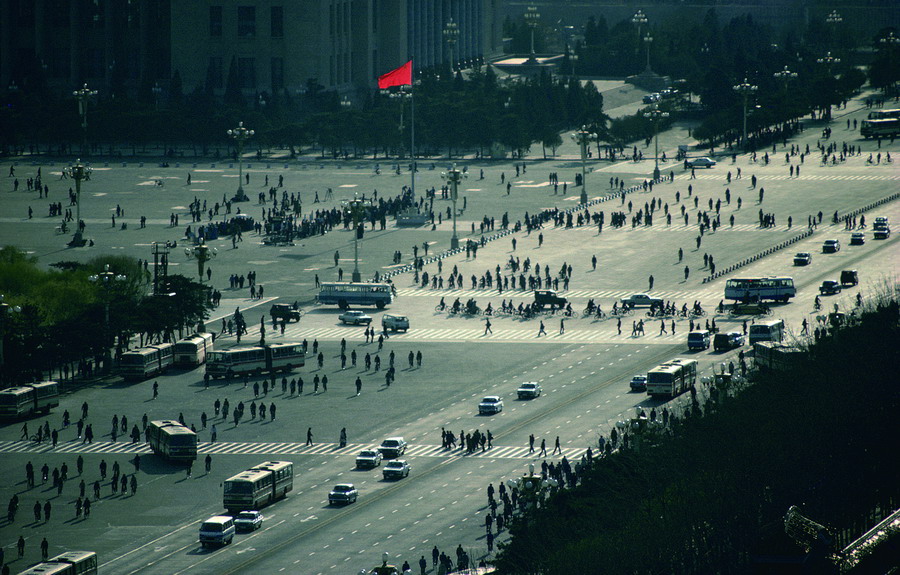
(642, 93, 660, 104)
(620, 293, 664, 308)
(849, 232, 865, 245)
(793, 252, 812, 266)
(713, 332, 745, 351)
(533, 290, 568, 309)
(629, 375, 647, 392)
(660, 88, 680, 99)
(516, 382, 542, 399)
(355, 449, 383, 469)
(478, 396, 504, 415)
(328, 483, 358, 505)
(233, 510, 264, 532)
(822, 239, 841, 253)
(873, 226, 891, 240)
(819, 280, 842, 295)
(840, 270, 858, 287)
(339, 310, 372, 325)
(382, 460, 410, 480)
(270, 303, 301, 323)
(685, 157, 717, 169)
(381, 314, 409, 332)
(377, 437, 407, 458)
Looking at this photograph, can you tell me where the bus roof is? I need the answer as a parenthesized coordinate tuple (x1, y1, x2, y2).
(225, 469, 273, 483)
(319, 282, 390, 288)
(150, 420, 195, 434)
(252, 460, 293, 472)
(47, 550, 97, 563)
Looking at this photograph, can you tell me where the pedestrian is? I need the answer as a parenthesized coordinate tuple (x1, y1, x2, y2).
(553, 436, 561, 454)
(18, 535, 25, 558)
(484, 318, 492, 335)
(559, 318, 565, 334)
(41, 537, 49, 561)
(617, 318, 622, 335)
(306, 427, 313, 446)
(205, 454, 212, 474)
(529, 434, 535, 453)
(538, 321, 546, 337)
(152, 381, 158, 399)
(186, 460, 192, 478)
(540, 438, 547, 456)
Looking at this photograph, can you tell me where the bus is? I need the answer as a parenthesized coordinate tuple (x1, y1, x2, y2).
(317, 282, 393, 309)
(147, 420, 198, 461)
(748, 319, 785, 345)
(119, 343, 175, 380)
(0, 381, 60, 419)
(724, 277, 796, 303)
(16, 551, 98, 575)
(205, 343, 305, 379)
(861, 118, 900, 139)
(866, 109, 900, 120)
(646, 358, 698, 398)
(174, 332, 214, 367)
(223, 460, 294, 512)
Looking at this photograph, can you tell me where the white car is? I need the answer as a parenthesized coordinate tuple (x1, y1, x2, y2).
(355, 449, 383, 469)
(517, 382, 542, 399)
(478, 396, 504, 415)
(328, 483, 358, 505)
(233, 510, 264, 532)
(339, 310, 372, 325)
(382, 460, 410, 480)
(686, 157, 717, 168)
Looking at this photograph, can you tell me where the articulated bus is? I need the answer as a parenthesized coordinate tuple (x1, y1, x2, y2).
(205, 343, 305, 379)
(16, 551, 98, 575)
(147, 420, 198, 461)
(317, 282, 393, 309)
(646, 358, 698, 398)
(174, 332, 214, 367)
(0, 381, 60, 419)
(119, 343, 175, 380)
(724, 277, 796, 303)
(223, 461, 294, 512)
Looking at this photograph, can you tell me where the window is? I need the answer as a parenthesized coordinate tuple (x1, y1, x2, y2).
(238, 58, 256, 89)
(208, 57, 223, 90)
(271, 58, 284, 91)
(209, 6, 222, 37)
(271, 6, 283, 38)
(238, 6, 256, 37)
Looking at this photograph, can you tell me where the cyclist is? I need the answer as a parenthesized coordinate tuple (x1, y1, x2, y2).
(814, 296, 821, 311)
(437, 297, 446, 311)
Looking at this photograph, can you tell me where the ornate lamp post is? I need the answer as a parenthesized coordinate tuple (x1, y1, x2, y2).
(571, 126, 595, 204)
(881, 32, 900, 92)
(227, 122, 254, 202)
(89, 264, 126, 372)
(524, 5, 540, 63)
(441, 164, 466, 250)
(632, 10, 648, 50)
(505, 464, 559, 515)
(817, 51, 841, 75)
(443, 18, 460, 71)
(73, 83, 97, 155)
(381, 87, 411, 157)
(733, 78, 758, 151)
(644, 105, 669, 181)
(0, 295, 22, 386)
(773, 66, 797, 110)
(643, 33, 654, 72)
(64, 160, 92, 247)
(826, 10, 842, 49)
(152, 82, 162, 110)
(343, 195, 372, 282)
(184, 244, 218, 282)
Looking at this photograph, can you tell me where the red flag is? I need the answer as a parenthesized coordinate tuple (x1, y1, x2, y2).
(378, 61, 412, 89)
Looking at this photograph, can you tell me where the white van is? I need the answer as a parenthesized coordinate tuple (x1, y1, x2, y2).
(748, 319, 785, 345)
(199, 515, 235, 547)
(687, 330, 711, 350)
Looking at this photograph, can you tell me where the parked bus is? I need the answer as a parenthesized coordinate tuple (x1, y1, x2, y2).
(16, 551, 98, 575)
(174, 332, 214, 367)
(205, 343, 305, 379)
(147, 420, 198, 461)
(223, 460, 294, 512)
(753, 341, 805, 372)
(646, 358, 698, 398)
(724, 277, 796, 303)
(861, 118, 900, 139)
(317, 282, 393, 309)
(119, 343, 175, 380)
(0, 381, 60, 419)
(748, 319, 785, 345)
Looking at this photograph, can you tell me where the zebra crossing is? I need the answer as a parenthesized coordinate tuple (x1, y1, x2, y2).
(0, 440, 586, 461)
(395, 287, 721, 300)
(682, 173, 899, 181)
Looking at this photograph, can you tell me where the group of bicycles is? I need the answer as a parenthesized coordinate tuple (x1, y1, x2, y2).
(645, 302, 707, 319)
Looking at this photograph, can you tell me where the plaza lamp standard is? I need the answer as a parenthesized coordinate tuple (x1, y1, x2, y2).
(733, 78, 758, 151)
(632, 10, 648, 53)
(571, 127, 596, 205)
(227, 122, 254, 202)
(343, 195, 372, 283)
(441, 164, 466, 250)
(443, 18, 459, 72)
(64, 160, 91, 247)
(73, 83, 97, 155)
(184, 244, 217, 282)
(524, 5, 540, 64)
(505, 464, 559, 514)
(644, 105, 669, 182)
(89, 265, 126, 372)
(0, 295, 22, 387)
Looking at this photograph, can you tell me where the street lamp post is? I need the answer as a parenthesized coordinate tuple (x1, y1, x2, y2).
(184, 244, 218, 282)
(632, 10, 648, 51)
(817, 51, 841, 75)
(89, 264, 126, 372)
(733, 78, 758, 151)
(73, 83, 97, 155)
(65, 160, 92, 247)
(152, 82, 162, 110)
(881, 33, 900, 92)
(227, 122, 254, 203)
(644, 105, 669, 181)
(343, 195, 371, 283)
(571, 127, 595, 204)
(826, 10, 842, 49)
(0, 295, 22, 387)
(505, 464, 559, 515)
(524, 5, 540, 63)
(643, 33, 654, 72)
(443, 18, 460, 71)
(441, 164, 466, 250)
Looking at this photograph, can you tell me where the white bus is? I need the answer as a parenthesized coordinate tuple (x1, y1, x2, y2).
(748, 319, 785, 345)
(174, 332, 214, 366)
(119, 343, 175, 380)
(866, 109, 900, 120)
(223, 460, 294, 512)
(317, 282, 393, 309)
(147, 420, 198, 462)
(0, 381, 60, 419)
(16, 551, 98, 575)
(724, 277, 796, 303)
(205, 343, 305, 379)
(646, 358, 698, 398)
(861, 118, 900, 138)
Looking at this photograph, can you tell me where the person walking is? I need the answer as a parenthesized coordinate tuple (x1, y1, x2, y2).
(41, 537, 49, 561)
(484, 318, 492, 335)
(306, 427, 313, 446)
(537, 321, 546, 337)
(205, 454, 212, 474)
(553, 436, 561, 454)
(529, 434, 535, 453)
(355, 377, 362, 396)
(559, 318, 565, 334)
(539, 438, 547, 456)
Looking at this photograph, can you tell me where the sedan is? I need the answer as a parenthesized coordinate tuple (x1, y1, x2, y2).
(686, 157, 717, 168)
(849, 232, 865, 246)
(378, 437, 407, 458)
(793, 252, 812, 266)
(629, 375, 648, 392)
(478, 396, 504, 415)
(822, 239, 841, 253)
(338, 310, 373, 325)
(233, 510, 264, 532)
(819, 280, 842, 295)
(328, 484, 358, 505)
(516, 382, 542, 399)
(355, 449, 383, 469)
(382, 460, 410, 480)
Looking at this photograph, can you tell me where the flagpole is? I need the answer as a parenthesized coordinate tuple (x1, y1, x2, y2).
(410, 81, 415, 198)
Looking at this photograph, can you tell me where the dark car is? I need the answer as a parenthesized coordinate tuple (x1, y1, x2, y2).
(819, 280, 842, 295)
(714, 332, 745, 351)
(270, 303, 302, 323)
(533, 290, 567, 310)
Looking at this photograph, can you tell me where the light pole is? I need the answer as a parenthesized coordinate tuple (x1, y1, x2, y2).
(826, 10, 842, 49)
(733, 78, 758, 151)
(0, 295, 22, 387)
(443, 18, 459, 72)
(227, 122, 254, 202)
(65, 160, 92, 247)
(817, 51, 841, 75)
(643, 33, 654, 72)
(382, 87, 411, 157)
(152, 82, 162, 110)
(441, 164, 466, 250)
(571, 127, 595, 204)
(524, 5, 540, 63)
(73, 83, 98, 155)
(185, 244, 218, 282)
(644, 105, 669, 181)
(89, 264, 126, 372)
(505, 464, 559, 515)
(632, 10, 648, 52)
(343, 195, 371, 282)
(773, 66, 797, 112)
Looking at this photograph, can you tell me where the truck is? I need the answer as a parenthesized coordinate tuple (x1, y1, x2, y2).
(620, 293, 663, 309)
